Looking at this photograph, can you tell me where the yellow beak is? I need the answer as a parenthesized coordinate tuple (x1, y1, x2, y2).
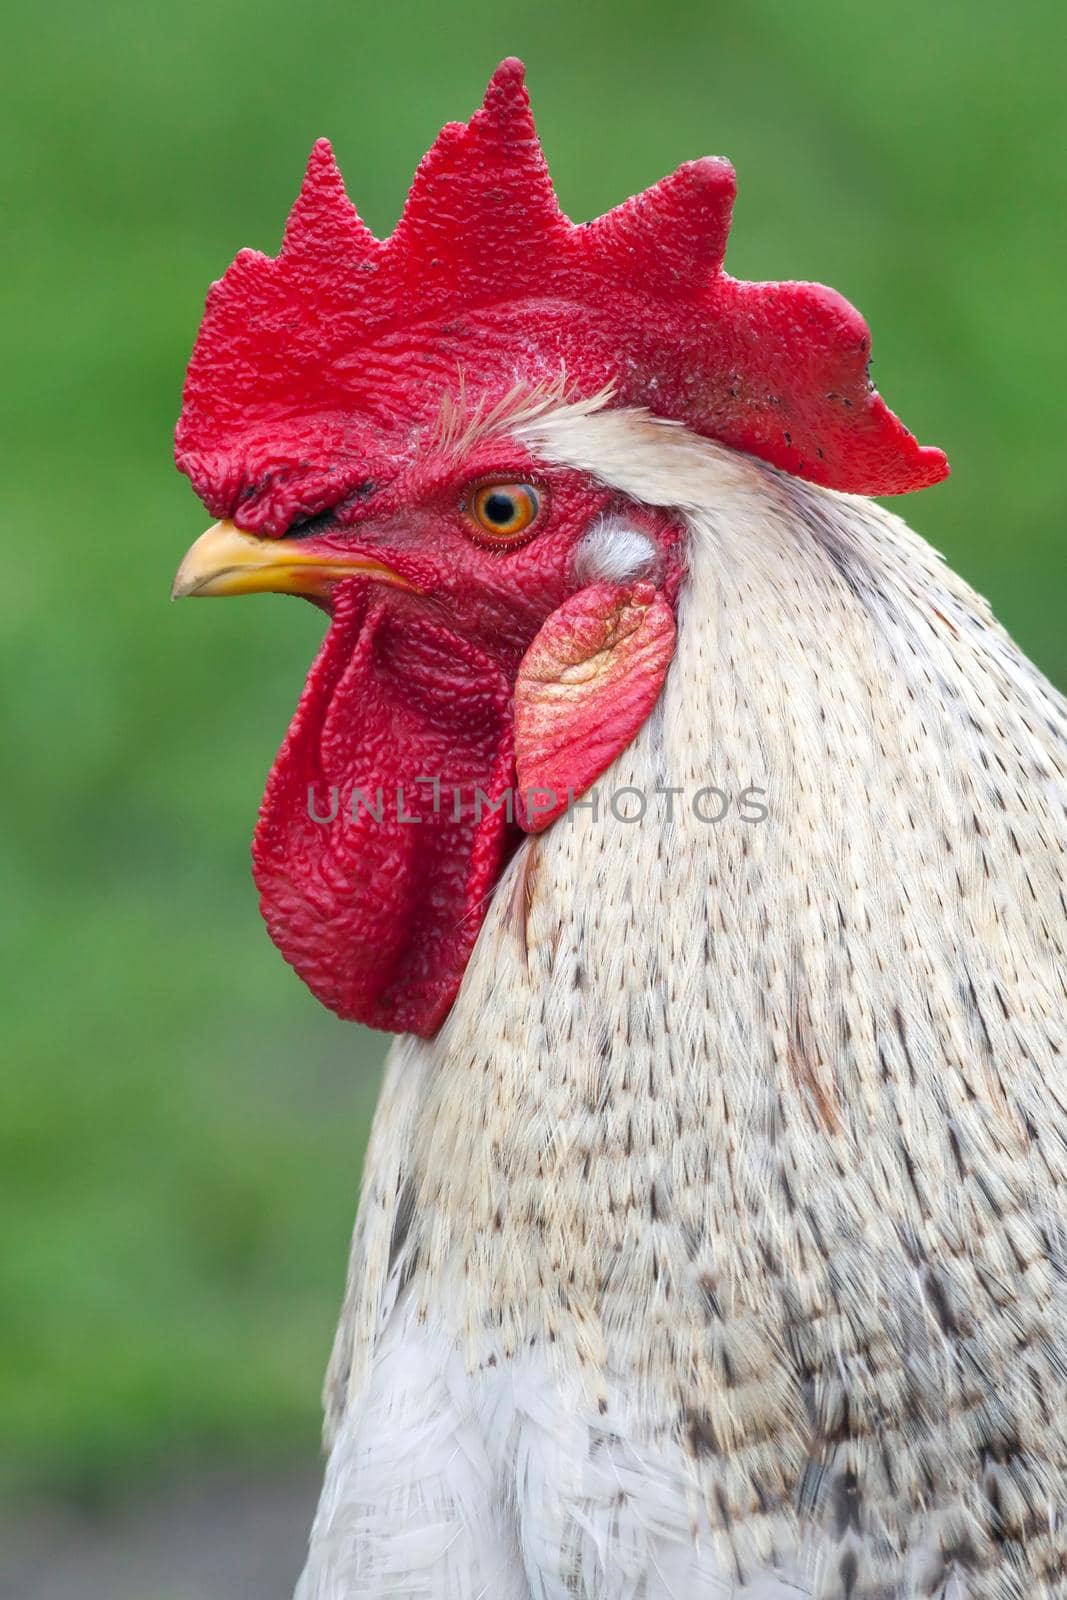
(171, 520, 418, 601)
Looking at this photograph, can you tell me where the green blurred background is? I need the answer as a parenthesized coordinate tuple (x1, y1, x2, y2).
(1, 0, 1063, 1546)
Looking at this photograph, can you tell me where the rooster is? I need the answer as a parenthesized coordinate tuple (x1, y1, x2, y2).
(172, 59, 1067, 1600)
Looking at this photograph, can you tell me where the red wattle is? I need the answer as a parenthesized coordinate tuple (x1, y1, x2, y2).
(251, 582, 517, 1035)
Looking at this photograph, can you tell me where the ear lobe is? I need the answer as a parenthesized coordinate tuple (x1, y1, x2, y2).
(514, 580, 677, 832)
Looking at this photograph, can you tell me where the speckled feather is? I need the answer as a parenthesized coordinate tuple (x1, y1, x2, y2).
(298, 409, 1067, 1599)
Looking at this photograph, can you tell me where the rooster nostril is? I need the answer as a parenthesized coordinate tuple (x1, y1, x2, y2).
(284, 481, 378, 540)
(284, 508, 340, 541)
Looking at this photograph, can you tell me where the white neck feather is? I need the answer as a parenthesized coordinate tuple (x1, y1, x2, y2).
(321, 413, 1067, 1563)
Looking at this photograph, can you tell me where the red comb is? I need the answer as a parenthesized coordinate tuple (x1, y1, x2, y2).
(176, 58, 947, 531)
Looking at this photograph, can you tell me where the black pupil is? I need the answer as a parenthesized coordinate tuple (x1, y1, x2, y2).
(484, 491, 517, 526)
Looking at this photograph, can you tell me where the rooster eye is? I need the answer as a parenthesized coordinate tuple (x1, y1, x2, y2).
(465, 482, 542, 542)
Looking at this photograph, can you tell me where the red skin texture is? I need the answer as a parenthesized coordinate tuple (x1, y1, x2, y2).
(515, 582, 678, 832)
(175, 59, 948, 1035)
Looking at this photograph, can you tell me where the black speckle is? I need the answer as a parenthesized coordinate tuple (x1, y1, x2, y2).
(923, 1266, 959, 1337)
(684, 1409, 720, 1457)
(832, 1469, 862, 1538)
(387, 1179, 416, 1272)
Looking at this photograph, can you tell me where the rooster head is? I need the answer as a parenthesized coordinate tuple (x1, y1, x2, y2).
(172, 58, 946, 1036)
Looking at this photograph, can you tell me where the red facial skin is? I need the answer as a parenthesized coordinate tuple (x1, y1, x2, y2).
(249, 441, 685, 1035)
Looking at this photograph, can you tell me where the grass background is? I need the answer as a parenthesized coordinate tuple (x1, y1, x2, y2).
(2, 0, 1064, 1499)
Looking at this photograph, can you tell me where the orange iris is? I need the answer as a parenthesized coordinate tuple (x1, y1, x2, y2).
(467, 482, 542, 541)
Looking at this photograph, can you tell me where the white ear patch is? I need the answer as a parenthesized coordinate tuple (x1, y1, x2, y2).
(572, 517, 660, 584)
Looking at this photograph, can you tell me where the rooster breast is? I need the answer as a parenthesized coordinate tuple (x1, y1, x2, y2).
(299, 415, 1067, 1600)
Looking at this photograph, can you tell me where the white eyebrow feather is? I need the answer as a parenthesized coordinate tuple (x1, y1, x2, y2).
(433, 374, 616, 458)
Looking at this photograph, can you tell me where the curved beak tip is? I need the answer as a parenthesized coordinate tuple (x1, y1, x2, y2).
(170, 561, 200, 601)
